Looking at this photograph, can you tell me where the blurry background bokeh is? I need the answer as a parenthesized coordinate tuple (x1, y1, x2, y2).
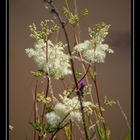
(9, 0, 131, 139)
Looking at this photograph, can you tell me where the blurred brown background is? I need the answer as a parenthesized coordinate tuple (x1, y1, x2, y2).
(9, 0, 131, 139)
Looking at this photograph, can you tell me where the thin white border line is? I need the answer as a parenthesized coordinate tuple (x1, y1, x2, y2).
(133, 0, 134, 139)
(6, 0, 7, 139)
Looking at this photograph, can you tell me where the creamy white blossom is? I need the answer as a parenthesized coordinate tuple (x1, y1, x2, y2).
(54, 103, 67, 117)
(69, 111, 82, 122)
(46, 111, 61, 125)
(25, 40, 46, 69)
(46, 93, 94, 125)
(61, 96, 80, 110)
(74, 23, 113, 63)
(25, 39, 72, 79)
(45, 40, 72, 79)
(74, 40, 113, 63)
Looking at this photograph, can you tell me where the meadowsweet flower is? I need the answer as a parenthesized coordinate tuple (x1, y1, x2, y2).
(45, 92, 94, 125)
(25, 39, 46, 69)
(46, 111, 61, 125)
(54, 103, 67, 117)
(83, 101, 94, 114)
(74, 40, 113, 63)
(74, 23, 114, 63)
(70, 111, 82, 122)
(25, 39, 72, 79)
(60, 93, 94, 112)
(61, 96, 80, 110)
(45, 40, 72, 79)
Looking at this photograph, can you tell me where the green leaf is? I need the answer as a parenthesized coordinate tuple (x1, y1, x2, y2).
(97, 125, 110, 140)
(125, 132, 131, 140)
(103, 96, 116, 107)
(29, 121, 42, 131)
(75, 69, 82, 80)
(31, 70, 45, 77)
(69, 13, 79, 25)
(62, 6, 69, 16)
(81, 8, 89, 16)
(46, 124, 58, 133)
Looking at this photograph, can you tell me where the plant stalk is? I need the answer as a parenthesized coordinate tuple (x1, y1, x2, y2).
(90, 65, 107, 140)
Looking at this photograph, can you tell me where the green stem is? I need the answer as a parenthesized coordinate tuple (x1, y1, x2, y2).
(70, 120, 73, 140)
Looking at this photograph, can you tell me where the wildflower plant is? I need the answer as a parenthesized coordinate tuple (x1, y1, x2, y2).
(24, 0, 131, 140)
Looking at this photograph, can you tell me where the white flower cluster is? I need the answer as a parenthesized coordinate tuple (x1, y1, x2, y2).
(74, 23, 114, 63)
(25, 40, 46, 69)
(25, 39, 72, 79)
(46, 93, 93, 126)
(46, 40, 72, 79)
(74, 40, 113, 63)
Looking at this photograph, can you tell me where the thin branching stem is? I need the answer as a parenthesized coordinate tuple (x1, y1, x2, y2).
(72, 25, 89, 84)
(68, 64, 90, 97)
(49, 112, 70, 140)
(90, 65, 107, 140)
(50, 123, 70, 140)
(78, 93, 89, 140)
(64, 0, 70, 11)
(33, 80, 38, 140)
(46, 3, 91, 139)
(49, 95, 80, 140)
(46, 2, 93, 140)
(117, 100, 130, 131)
(46, 1, 79, 89)
(78, 64, 90, 83)
(61, 78, 68, 90)
(41, 76, 49, 124)
(94, 79, 107, 139)
(70, 120, 73, 140)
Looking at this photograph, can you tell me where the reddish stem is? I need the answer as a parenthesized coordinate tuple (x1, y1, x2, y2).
(78, 94, 89, 140)
(68, 64, 90, 97)
(61, 79, 67, 90)
(41, 76, 49, 124)
(47, 2, 79, 90)
(49, 113, 70, 140)
(92, 65, 107, 140)
(33, 80, 38, 140)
